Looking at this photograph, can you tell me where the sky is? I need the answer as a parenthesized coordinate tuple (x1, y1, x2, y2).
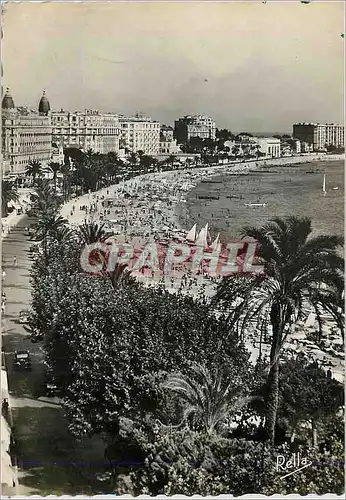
(2, 1, 344, 133)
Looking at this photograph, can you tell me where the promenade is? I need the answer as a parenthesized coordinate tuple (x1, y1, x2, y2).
(1, 215, 105, 494)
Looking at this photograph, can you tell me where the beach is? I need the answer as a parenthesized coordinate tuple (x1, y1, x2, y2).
(60, 154, 344, 238)
(59, 154, 345, 382)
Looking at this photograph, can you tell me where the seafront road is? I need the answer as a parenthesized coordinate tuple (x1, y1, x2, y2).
(1, 216, 106, 495)
(2, 215, 46, 401)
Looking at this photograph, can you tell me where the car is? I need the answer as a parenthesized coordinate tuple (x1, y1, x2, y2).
(13, 350, 32, 371)
(46, 381, 60, 397)
(19, 310, 29, 324)
(29, 243, 43, 255)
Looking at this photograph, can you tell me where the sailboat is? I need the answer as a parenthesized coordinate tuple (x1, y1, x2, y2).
(210, 233, 221, 252)
(186, 223, 197, 242)
(322, 173, 327, 195)
(196, 223, 209, 248)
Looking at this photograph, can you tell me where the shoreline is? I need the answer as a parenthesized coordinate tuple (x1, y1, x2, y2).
(180, 156, 344, 241)
(59, 153, 344, 382)
(61, 154, 344, 235)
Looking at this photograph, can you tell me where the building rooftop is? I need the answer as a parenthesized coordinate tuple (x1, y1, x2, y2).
(2, 88, 15, 109)
(38, 91, 50, 115)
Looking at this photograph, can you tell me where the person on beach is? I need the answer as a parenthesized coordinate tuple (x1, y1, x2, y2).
(13, 256, 17, 267)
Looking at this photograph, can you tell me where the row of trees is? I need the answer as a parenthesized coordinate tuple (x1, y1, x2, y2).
(180, 134, 266, 163)
(2, 130, 271, 217)
(25, 173, 345, 495)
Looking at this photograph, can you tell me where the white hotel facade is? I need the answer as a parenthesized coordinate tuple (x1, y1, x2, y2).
(51, 109, 120, 154)
(118, 113, 160, 155)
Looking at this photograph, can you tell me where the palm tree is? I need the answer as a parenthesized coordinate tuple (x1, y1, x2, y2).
(60, 163, 72, 202)
(48, 162, 61, 192)
(26, 159, 43, 184)
(33, 212, 68, 256)
(53, 224, 75, 244)
(105, 152, 121, 184)
(139, 154, 154, 174)
(78, 221, 112, 245)
(213, 216, 344, 444)
(109, 262, 136, 290)
(128, 152, 138, 175)
(2, 180, 19, 217)
(231, 145, 240, 159)
(164, 363, 257, 435)
(167, 155, 177, 169)
(31, 179, 58, 215)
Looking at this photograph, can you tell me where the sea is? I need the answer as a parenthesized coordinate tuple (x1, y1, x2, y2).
(177, 159, 344, 242)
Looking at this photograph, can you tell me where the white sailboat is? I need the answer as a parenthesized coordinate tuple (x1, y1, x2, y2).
(210, 233, 221, 252)
(186, 223, 197, 242)
(322, 173, 327, 195)
(196, 223, 209, 248)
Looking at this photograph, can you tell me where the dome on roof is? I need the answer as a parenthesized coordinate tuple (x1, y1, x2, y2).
(2, 88, 15, 109)
(38, 91, 50, 115)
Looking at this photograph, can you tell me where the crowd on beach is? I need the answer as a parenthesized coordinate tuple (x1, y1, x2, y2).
(58, 154, 345, 381)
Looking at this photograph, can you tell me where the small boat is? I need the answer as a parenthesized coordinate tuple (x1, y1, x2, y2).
(244, 203, 267, 207)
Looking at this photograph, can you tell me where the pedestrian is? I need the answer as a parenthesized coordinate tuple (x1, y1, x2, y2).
(326, 368, 332, 380)
(1, 302, 5, 314)
(13, 256, 17, 267)
(2, 398, 9, 415)
(2, 270, 6, 281)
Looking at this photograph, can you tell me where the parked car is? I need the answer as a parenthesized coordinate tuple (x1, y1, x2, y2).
(13, 350, 32, 371)
(19, 310, 29, 324)
(46, 381, 60, 397)
(29, 243, 43, 256)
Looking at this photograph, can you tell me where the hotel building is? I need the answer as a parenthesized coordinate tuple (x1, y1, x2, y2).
(255, 137, 281, 158)
(118, 113, 160, 155)
(51, 109, 120, 154)
(1, 89, 52, 175)
(293, 123, 344, 151)
(174, 115, 216, 144)
(159, 125, 181, 155)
